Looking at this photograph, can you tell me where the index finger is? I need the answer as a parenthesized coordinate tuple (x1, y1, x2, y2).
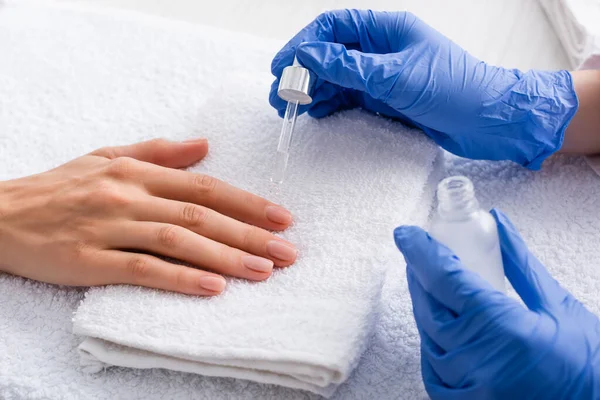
(140, 164, 293, 232)
(271, 10, 409, 77)
(394, 225, 495, 315)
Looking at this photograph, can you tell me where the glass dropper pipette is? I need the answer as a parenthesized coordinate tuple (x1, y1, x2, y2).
(271, 99, 299, 184)
(271, 57, 313, 184)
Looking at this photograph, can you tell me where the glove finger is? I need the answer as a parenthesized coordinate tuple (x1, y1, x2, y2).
(394, 225, 496, 316)
(270, 10, 406, 79)
(418, 323, 485, 398)
(308, 88, 361, 119)
(307, 98, 341, 119)
(491, 209, 571, 313)
(420, 352, 454, 400)
(422, 359, 483, 400)
(296, 41, 402, 101)
(417, 329, 469, 392)
(413, 322, 447, 384)
(361, 96, 414, 122)
(307, 81, 339, 107)
(409, 265, 519, 354)
(427, 305, 543, 394)
(407, 268, 458, 351)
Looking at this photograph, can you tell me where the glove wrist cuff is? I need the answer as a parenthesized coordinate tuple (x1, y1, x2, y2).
(517, 70, 579, 170)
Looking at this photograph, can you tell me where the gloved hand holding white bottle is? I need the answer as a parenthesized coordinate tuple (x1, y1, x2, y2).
(394, 209, 600, 399)
(429, 176, 505, 292)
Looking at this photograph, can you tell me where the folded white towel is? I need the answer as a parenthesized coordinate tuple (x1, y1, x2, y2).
(72, 75, 442, 396)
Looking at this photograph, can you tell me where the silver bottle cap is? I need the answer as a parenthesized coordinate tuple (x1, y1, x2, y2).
(277, 57, 314, 105)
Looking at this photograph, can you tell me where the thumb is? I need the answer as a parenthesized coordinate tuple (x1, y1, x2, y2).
(296, 41, 399, 100)
(491, 208, 572, 313)
(90, 138, 209, 169)
(394, 225, 496, 316)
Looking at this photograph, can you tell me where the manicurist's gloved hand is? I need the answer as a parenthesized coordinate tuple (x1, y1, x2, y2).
(270, 10, 579, 169)
(393, 209, 600, 399)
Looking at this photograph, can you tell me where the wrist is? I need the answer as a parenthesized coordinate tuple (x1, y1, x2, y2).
(561, 70, 600, 155)
(0, 180, 15, 271)
(0, 180, 8, 225)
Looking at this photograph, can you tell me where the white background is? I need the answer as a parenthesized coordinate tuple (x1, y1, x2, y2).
(64, 0, 569, 71)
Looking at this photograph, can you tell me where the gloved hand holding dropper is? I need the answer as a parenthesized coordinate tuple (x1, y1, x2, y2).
(270, 9, 600, 398)
(270, 10, 600, 168)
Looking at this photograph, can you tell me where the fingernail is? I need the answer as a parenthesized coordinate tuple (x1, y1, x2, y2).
(267, 240, 298, 261)
(183, 138, 208, 144)
(242, 255, 274, 273)
(198, 276, 226, 292)
(265, 205, 292, 225)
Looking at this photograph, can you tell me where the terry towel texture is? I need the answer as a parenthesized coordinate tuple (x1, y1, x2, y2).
(0, 0, 442, 397)
(2, 2, 600, 399)
(71, 46, 442, 399)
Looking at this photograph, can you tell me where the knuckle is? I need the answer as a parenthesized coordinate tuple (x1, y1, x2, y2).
(127, 256, 150, 282)
(241, 226, 258, 249)
(316, 11, 328, 20)
(401, 11, 417, 21)
(148, 138, 170, 148)
(173, 267, 188, 290)
(72, 240, 91, 259)
(192, 174, 218, 195)
(317, 9, 346, 22)
(88, 180, 132, 207)
(316, 10, 333, 21)
(92, 146, 118, 159)
(242, 191, 259, 207)
(105, 157, 139, 180)
(181, 204, 209, 227)
(218, 245, 235, 268)
(157, 225, 181, 249)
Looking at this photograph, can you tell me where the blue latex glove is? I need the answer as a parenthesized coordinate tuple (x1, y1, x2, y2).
(270, 10, 579, 169)
(393, 209, 600, 399)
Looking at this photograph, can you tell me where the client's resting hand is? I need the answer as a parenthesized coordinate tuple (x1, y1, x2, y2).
(0, 138, 297, 296)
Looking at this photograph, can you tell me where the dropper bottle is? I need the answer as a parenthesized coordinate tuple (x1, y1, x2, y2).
(429, 176, 506, 292)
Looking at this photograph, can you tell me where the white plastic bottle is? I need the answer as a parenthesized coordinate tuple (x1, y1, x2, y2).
(429, 176, 506, 292)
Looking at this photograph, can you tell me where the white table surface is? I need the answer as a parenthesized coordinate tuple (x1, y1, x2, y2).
(64, 0, 570, 71)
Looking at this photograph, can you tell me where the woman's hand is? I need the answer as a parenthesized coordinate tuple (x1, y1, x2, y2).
(270, 10, 579, 169)
(0, 138, 297, 296)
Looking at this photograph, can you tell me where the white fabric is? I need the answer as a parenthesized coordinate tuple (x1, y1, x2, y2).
(538, 0, 600, 69)
(1, 2, 599, 400)
(73, 104, 442, 397)
(0, 1, 442, 398)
